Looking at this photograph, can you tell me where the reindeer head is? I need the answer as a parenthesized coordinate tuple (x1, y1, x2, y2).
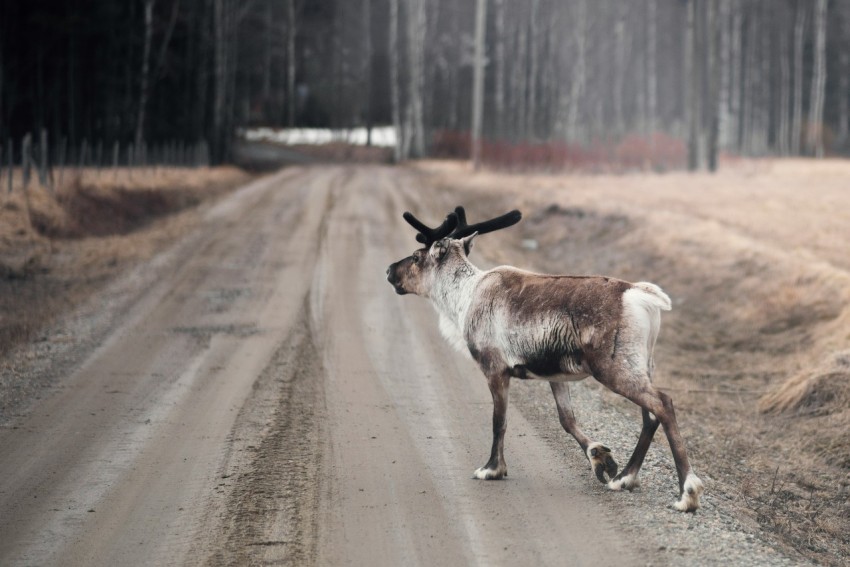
(386, 206, 522, 297)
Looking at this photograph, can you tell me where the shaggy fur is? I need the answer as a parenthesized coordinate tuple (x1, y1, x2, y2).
(387, 234, 702, 511)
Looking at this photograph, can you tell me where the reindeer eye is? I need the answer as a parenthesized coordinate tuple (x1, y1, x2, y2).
(412, 254, 420, 264)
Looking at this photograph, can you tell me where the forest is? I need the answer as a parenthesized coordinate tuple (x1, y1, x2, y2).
(0, 0, 848, 167)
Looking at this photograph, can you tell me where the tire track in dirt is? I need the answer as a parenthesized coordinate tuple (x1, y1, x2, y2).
(206, 300, 325, 566)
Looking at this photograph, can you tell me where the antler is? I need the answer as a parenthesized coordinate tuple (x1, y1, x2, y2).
(449, 206, 522, 239)
(402, 206, 522, 246)
(403, 211, 458, 245)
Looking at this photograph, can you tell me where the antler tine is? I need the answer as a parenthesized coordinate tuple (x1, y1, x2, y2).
(449, 206, 522, 239)
(403, 211, 459, 245)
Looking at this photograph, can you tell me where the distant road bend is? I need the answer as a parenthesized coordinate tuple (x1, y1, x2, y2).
(0, 166, 640, 566)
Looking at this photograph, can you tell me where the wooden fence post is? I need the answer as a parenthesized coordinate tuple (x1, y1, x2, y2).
(21, 134, 34, 229)
(58, 137, 67, 189)
(112, 141, 120, 180)
(96, 140, 104, 177)
(22, 134, 32, 191)
(79, 139, 89, 170)
(6, 140, 12, 194)
(127, 143, 134, 181)
(38, 128, 50, 189)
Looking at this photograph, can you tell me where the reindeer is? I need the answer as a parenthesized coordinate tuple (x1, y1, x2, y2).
(386, 206, 703, 512)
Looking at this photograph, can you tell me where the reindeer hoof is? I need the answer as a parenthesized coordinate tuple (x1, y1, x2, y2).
(607, 472, 640, 492)
(473, 466, 507, 480)
(587, 443, 618, 483)
(673, 474, 704, 512)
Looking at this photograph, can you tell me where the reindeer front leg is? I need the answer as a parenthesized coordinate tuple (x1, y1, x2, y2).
(474, 371, 511, 480)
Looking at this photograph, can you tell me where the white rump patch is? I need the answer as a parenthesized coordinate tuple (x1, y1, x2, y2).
(621, 283, 671, 372)
(631, 282, 672, 311)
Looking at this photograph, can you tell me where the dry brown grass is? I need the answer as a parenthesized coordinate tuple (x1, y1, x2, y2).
(0, 166, 251, 354)
(415, 157, 850, 565)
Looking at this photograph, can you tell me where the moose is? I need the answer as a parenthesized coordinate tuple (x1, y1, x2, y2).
(386, 206, 703, 512)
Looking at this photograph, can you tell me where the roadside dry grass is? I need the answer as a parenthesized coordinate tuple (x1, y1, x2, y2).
(414, 158, 850, 565)
(0, 167, 251, 356)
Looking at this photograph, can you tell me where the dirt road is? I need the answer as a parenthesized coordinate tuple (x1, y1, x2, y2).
(0, 165, 813, 566)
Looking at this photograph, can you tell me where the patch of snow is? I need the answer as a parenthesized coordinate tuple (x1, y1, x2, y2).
(241, 126, 396, 148)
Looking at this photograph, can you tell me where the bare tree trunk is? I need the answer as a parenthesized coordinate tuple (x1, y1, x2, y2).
(213, 0, 227, 162)
(717, 0, 732, 149)
(362, 0, 372, 145)
(727, 2, 742, 150)
(515, 13, 528, 141)
(839, 10, 850, 145)
(527, 0, 539, 140)
(153, 1, 180, 82)
(567, 0, 587, 143)
(687, 0, 700, 170)
(406, 0, 426, 158)
(446, 2, 460, 131)
(287, 0, 297, 128)
(707, 0, 720, 171)
(389, 0, 402, 161)
(193, 2, 209, 142)
(262, 0, 272, 105)
(423, 0, 440, 144)
(0, 38, 4, 141)
(741, 9, 757, 154)
(542, 13, 559, 141)
(778, 10, 792, 155)
(471, 0, 488, 170)
(791, 0, 807, 156)
(756, 2, 770, 155)
(614, 3, 627, 137)
(807, 0, 828, 158)
(646, 0, 657, 138)
(494, 0, 506, 139)
(135, 0, 155, 147)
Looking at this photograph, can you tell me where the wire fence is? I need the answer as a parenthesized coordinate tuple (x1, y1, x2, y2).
(0, 129, 211, 195)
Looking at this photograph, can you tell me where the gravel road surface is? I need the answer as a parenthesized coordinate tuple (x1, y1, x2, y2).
(0, 166, 807, 566)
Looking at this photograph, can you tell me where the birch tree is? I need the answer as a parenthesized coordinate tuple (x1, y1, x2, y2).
(493, 0, 506, 139)
(135, 0, 155, 147)
(838, 6, 850, 144)
(471, 0, 487, 170)
(567, 0, 588, 143)
(806, 0, 828, 157)
(686, 0, 699, 170)
(646, 0, 658, 138)
(791, 0, 807, 156)
(287, 0, 297, 128)
(389, 0, 402, 161)
(405, 0, 426, 158)
(362, 0, 372, 144)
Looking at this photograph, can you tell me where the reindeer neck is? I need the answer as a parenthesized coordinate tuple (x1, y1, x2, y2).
(430, 258, 482, 328)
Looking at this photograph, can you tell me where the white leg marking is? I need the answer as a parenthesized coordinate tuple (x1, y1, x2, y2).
(473, 466, 506, 480)
(673, 473, 704, 512)
(607, 473, 640, 492)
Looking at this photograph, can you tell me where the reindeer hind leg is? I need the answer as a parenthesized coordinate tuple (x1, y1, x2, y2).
(549, 382, 618, 483)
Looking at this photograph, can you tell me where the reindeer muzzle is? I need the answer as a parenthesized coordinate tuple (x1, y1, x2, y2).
(386, 264, 408, 295)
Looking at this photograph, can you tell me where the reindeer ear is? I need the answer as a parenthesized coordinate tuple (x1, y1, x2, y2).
(429, 239, 449, 260)
(461, 232, 477, 255)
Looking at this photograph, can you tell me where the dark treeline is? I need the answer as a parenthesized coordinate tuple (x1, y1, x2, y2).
(1, 1, 849, 166)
